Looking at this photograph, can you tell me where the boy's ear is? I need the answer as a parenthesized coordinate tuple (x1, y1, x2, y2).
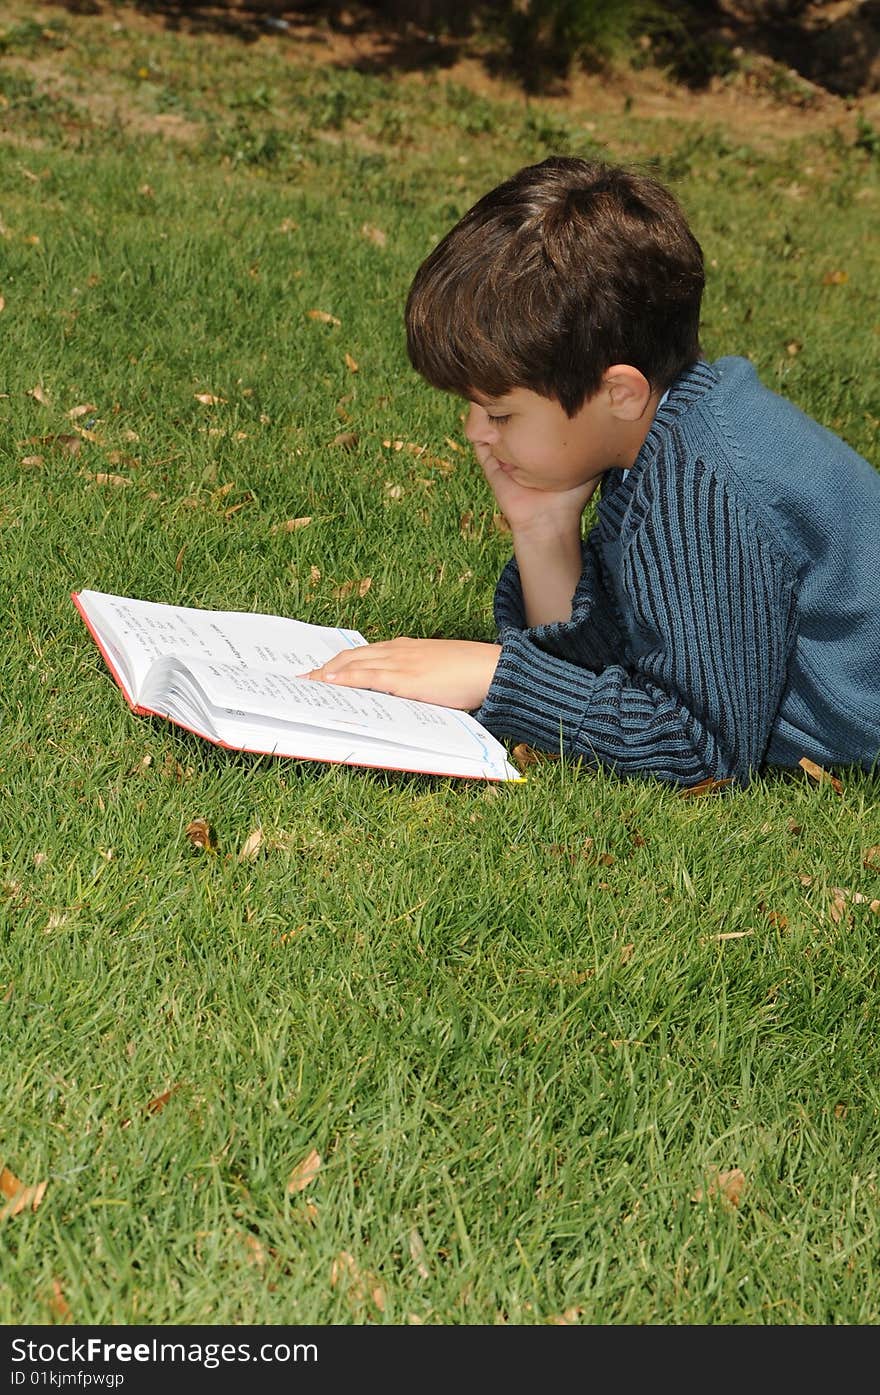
(602, 365, 654, 421)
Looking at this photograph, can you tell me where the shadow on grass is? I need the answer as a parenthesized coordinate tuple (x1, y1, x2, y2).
(62, 0, 469, 71)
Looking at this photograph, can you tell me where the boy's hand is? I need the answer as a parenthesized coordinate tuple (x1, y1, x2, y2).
(473, 440, 599, 537)
(302, 639, 502, 710)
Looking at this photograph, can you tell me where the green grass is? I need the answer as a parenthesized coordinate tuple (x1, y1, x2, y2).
(1, 3, 880, 1326)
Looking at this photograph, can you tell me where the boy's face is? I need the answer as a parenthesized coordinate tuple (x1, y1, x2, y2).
(464, 383, 643, 492)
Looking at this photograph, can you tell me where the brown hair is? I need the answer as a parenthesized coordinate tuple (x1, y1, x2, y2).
(405, 155, 705, 415)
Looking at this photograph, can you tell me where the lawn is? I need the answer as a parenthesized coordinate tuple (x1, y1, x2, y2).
(1, 2, 880, 1326)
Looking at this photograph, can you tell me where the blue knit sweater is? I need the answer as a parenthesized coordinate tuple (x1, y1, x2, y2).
(474, 356, 880, 786)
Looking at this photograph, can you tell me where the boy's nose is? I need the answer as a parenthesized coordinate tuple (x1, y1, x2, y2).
(465, 402, 496, 445)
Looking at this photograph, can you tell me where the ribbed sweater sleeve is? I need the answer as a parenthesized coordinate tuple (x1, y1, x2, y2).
(475, 450, 799, 786)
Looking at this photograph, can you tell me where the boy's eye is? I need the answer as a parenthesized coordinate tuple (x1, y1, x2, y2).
(487, 413, 510, 425)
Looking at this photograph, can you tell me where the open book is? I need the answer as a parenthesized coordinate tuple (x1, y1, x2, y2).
(72, 590, 522, 782)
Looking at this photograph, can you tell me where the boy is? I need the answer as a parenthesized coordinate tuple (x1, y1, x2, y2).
(305, 156, 880, 787)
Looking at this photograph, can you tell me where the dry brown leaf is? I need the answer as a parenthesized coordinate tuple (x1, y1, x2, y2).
(492, 512, 511, 533)
(194, 392, 226, 405)
(287, 1148, 322, 1194)
(822, 269, 848, 285)
(384, 482, 404, 499)
(243, 1233, 267, 1269)
(344, 352, 359, 373)
(185, 817, 216, 852)
(408, 1227, 430, 1279)
(360, 223, 387, 248)
(270, 516, 312, 534)
(331, 431, 358, 450)
(511, 743, 542, 770)
(238, 828, 263, 862)
(330, 1250, 385, 1314)
(27, 384, 50, 406)
(0, 296, 5, 314)
(548, 1306, 585, 1324)
(863, 846, 880, 871)
(679, 776, 735, 798)
(786, 340, 802, 356)
(21, 455, 44, 467)
(54, 433, 81, 455)
(798, 756, 843, 794)
(79, 470, 130, 487)
(691, 1167, 746, 1208)
(0, 1164, 47, 1219)
(332, 577, 372, 600)
(306, 309, 341, 326)
(67, 403, 96, 420)
(146, 1084, 182, 1115)
(830, 886, 880, 922)
(46, 1277, 71, 1322)
(174, 545, 187, 573)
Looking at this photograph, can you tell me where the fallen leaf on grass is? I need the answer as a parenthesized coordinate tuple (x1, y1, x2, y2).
(511, 743, 545, 770)
(798, 756, 843, 794)
(79, 471, 131, 487)
(409, 1227, 430, 1279)
(822, 269, 848, 285)
(67, 403, 97, 420)
(332, 577, 372, 600)
(360, 223, 387, 248)
(194, 392, 226, 405)
(331, 431, 358, 450)
(0, 296, 5, 314)
(492, 512, 510, 533)
(238, 828, 263, 862)
(548, 1306, 585, 1324)
(829, 886, 880, 923)
(330, 1250, 385, 1314)
(691, 1167, 746, 1208)
(287, 1148, 322, 1194)
(27, 384, 50, 406)
(863, 846, 880, 871)
(185, 817, 216, 852)
(344, 352, 359, 372)
(146, 1084, 183, 1115)
(679, 776, 734, 798)
(46, 1277, 71, 1322)
(0, 1164, 47, 1219)
(270, 516, 312, 534)
(306, 309, 340, 326)
(20, 455, 43, 467)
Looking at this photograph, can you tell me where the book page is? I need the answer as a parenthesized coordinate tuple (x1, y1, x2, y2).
(75, 590, 365, 701)
(145, 655, 499, 762)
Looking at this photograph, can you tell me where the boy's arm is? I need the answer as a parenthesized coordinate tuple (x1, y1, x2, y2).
(475, 456, 798, 786)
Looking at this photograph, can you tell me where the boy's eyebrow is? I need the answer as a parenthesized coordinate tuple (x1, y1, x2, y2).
(469, 390, 510, 409)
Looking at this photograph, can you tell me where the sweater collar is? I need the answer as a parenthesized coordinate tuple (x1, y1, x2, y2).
(639, 358, 719, 461)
